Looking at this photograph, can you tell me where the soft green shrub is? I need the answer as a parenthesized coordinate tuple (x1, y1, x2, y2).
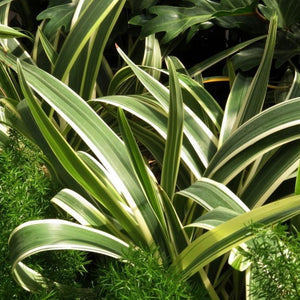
(96, 246, 208, 300)
(243, 224, 300, 299)
(0, 131, 88, 299)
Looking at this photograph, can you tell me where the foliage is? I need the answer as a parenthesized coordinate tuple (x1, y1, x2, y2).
(241, 224, 300, 299)
(1, 1, 300, 299)
(131, 0, 300, 70)
(0, 131, 88, 299)
(130, 0, 258, 43)
(97, 246, 208, 299)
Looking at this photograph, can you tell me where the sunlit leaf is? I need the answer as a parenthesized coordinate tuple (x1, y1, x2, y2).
(171, 195, 300, 280)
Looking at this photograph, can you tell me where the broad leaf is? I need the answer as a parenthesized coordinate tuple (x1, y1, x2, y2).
(259, 0, 300, 28)
(36, 3, 77, 36)
(130, 0, 257, 43)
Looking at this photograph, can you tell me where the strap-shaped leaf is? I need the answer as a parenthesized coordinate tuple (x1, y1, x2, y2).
(188, 35, 266, 76)
(118, 108, 166, 232)
(130, 122, 197, 189)
(142, 34, 162, 80)
(16, 60, 145, 245)
(77, 0, 126, 99)
(0, 24, 28, 39)
(236, 15, 277, 125)
(161, 57, 184, 198)
(240, 141, 300, 208)
(0, 50, 139, 216)
(177, 177, 249, 213)
(287, 70, 300, 100)
(178, 73, 223, 131)
(53, 0, 119, 81)
(92, 95, 204, 177)
(171, 195, 300, 280)
(219, 74, 252, 146)
(116, 46, 218, 170)
(186, 207, 240, 230)
(11, 54, 171, 256)
(204, 98, 300, 183)
(37, 27, 58, 66)
(9, 219, 129, 291)
(12, 262, 96, 297)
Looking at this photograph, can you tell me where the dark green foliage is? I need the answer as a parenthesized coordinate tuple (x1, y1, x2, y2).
(96, 246, 208, 299)
(0, 131, 88, 299)
(244, 224, 300, 299)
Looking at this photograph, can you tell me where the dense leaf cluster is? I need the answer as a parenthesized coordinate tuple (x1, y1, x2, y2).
(0, 132, 87, 299)
(243, 225, 300, 299)
(2, 0, 300, 299)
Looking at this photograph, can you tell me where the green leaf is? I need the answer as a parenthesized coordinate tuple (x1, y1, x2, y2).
(51, 188, 111, 227)
(142, 34, 162, 80)
(53, 0, 119, 81)
(116, 44, 169, 111)
(9, 219, 129, 291)
(171, 195, 300, 280)
(130, 0, 257, 43)
(287, 70, 300, 100)
(76, 0, 126, 99)
(161, 57, 184, 198)
(159, 187, 188, 256)
(15, 59, 145, 245)
(130, 6, 215, 43)
(240, 142, 300, 208)
(186, 207, 240, 230)
(12, 262, 95, 297)
(0, 0, 13, 8)
(107, 65, 136, 95)
(188, 36, 266, 76)
(36, 3, 77, 36)
(259, 0, 300, 28)
(116, 46, 218, 173)
(118, 108, 166, 230)
(204, 98, 300, 184)
(2, 38, 34, 64)
(0, 62, 21, 100)
(177, 178, 249, 213)
(178, 73, 223, 131)
(219, 74, 252, 146)
(236, 15, 277, 125)
(11, 51, 172, 258)
(0, 24, 28, 39)
(37, 27, 58, 66)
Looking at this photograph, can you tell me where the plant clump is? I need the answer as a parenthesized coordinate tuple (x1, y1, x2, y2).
(96, 246, 208, 299)
(243, 224, 300, 299)
(0, 131, 88, 299)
